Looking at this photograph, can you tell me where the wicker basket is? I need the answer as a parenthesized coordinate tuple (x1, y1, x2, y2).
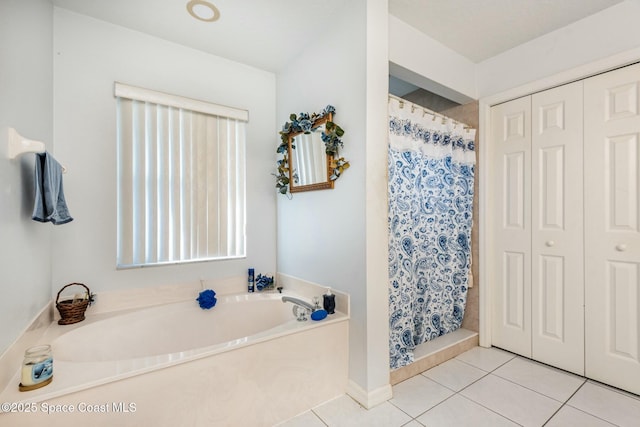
(56, 283, 92, 325)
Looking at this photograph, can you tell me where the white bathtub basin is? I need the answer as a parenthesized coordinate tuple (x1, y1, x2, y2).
(53, 293, 294, 362)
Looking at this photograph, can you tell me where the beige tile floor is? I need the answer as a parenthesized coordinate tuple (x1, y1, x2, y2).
(278, 347, 640, 427)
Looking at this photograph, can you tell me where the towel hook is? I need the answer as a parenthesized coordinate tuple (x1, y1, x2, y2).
(7, 128, 67, 173)
(8, 128, 45, 160)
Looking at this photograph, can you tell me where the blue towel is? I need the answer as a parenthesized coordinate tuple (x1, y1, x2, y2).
(32, 152, 73, 225)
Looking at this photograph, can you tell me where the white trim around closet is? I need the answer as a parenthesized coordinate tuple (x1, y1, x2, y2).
(477, 45, 640, 348)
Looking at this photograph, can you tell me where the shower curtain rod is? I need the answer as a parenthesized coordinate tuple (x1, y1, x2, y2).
(388, 93, 473, 131)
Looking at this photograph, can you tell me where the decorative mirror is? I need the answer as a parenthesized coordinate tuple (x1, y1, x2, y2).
(275, 105, 349, 195)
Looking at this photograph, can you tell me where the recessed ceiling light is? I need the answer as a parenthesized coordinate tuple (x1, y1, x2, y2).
(186, 0, 220, 22)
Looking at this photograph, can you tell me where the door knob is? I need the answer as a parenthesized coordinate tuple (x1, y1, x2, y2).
(545, 240, 555, 247)
(615, 244, 627, 252)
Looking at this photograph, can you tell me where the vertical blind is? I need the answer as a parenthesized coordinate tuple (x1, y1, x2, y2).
(115, 83, 248, 268)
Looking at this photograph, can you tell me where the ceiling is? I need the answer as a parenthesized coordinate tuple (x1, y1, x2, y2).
(389, 0, 625, 63)
(52, 0, 625, 71)
(51, 0, 348, 72)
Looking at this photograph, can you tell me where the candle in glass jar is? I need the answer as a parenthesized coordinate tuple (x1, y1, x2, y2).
(20, 345, 53, 387)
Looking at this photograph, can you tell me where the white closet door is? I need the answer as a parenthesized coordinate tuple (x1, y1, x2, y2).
(584, 63, 640, 395)
(531, 82, 584, 375)
(490, 96, 532, 357)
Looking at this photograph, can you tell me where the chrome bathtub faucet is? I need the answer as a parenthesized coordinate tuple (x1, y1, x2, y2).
(281, 296, 314, 321)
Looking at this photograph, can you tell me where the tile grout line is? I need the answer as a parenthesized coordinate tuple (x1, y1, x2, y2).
(310, 407, 330, 427)
(399, 386, 458, 422)
(446, 352, 565, 427)
(586, 378, 640, 402)
(464, 353, 588, 405)
(453, 350, 517, 374)
(391, 362, 516, 426)
(417, 358, 528, 426)
(490, 370, 581, 404)
(428, 358, 489, 374)
(457, 371, 569, 426)
(455, 378, 526, 426)
(540, 379, 587, 426)
(419, 367, 488, 393)
(385, 397, 421, 422)
(543, 380, 625, 427)
(559, 381, 625, 427)
(421, 389, 525, 427)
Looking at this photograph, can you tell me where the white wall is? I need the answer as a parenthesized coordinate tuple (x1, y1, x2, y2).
(276, 0, 390, 405)
(52, 9, 277, 294)
(0, 0, 53, 356)
(363, 0, 392, 403)
(276, 0, 367, 384)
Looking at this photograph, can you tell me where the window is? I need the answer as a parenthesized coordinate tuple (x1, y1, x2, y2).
(115, 83, 247, 268)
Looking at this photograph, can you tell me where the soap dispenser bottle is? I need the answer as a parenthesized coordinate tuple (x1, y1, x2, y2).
(323, 288, 335, 314)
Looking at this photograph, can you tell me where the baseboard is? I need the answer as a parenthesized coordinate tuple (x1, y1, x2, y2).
(346, 380, 393, 409)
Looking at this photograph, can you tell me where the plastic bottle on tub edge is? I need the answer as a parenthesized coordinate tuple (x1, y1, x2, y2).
(248, 268, 255, 293)
(323, 287, 335, 314)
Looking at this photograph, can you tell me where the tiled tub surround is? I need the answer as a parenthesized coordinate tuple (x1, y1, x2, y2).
(0, 278, 349, 426)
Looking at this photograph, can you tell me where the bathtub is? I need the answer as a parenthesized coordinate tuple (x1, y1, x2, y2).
(0, 291, 349, 427)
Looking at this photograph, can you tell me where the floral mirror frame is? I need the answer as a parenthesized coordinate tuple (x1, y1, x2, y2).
(275, 105, 349, 195)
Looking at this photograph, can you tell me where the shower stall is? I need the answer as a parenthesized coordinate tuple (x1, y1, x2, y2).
(387, 91, 480, 382)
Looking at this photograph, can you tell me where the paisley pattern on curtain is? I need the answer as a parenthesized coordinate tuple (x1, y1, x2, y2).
(388, 98, 476, 370)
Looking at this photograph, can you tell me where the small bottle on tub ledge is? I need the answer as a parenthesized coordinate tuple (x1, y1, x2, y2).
(323, 288, 336, 314)
(248, 268, 255, 293)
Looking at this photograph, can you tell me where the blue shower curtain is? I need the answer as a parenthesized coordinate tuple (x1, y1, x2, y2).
(388, 98, 476, 370)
